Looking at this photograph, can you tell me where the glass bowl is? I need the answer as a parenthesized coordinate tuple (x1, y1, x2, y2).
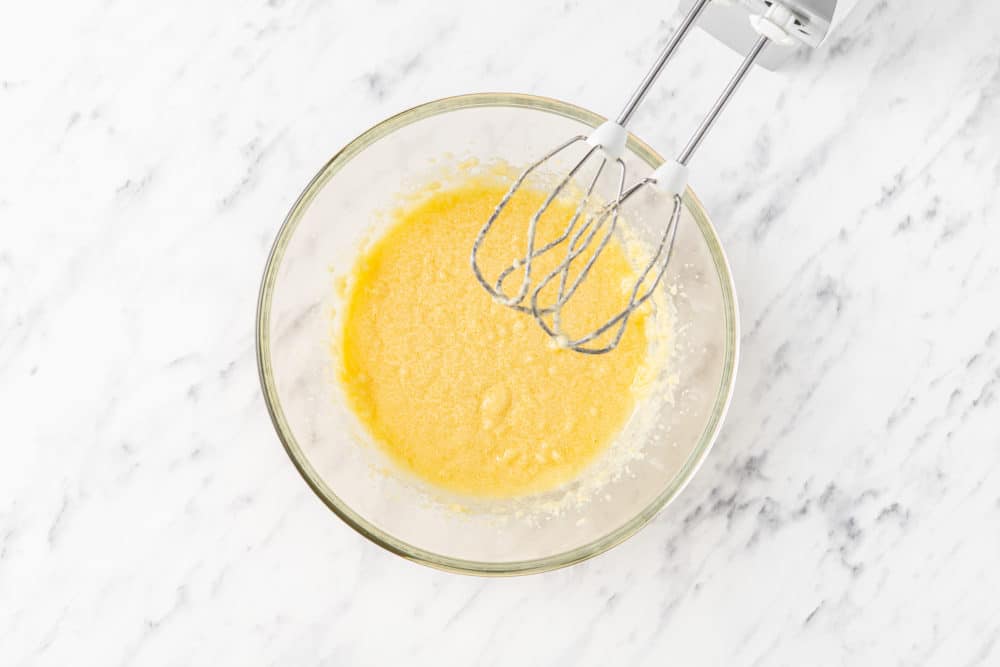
(256, 93, 739, 575)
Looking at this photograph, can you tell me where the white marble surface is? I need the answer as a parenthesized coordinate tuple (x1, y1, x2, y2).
(3, 0, 1000, 664)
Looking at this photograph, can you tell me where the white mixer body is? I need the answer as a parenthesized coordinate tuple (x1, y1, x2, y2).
(682, 0, 863, 69)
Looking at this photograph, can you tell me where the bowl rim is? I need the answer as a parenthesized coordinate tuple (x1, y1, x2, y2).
(256, 92, 740, 576)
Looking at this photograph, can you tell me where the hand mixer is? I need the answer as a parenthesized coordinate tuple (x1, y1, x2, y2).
(471, 0, 860, 354)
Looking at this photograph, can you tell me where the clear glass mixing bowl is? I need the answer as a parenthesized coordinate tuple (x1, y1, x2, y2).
(256, 93, 739, 575)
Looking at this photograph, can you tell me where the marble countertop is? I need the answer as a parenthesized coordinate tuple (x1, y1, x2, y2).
(4, 0, 1000, 664)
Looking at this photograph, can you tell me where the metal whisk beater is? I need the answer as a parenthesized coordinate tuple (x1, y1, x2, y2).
(471, 0, 807, 354)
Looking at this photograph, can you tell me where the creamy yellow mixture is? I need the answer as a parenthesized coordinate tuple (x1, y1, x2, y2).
(339, 178, 649, 497)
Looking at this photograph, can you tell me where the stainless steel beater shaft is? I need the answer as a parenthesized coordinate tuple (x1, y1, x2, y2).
(616, 0, 713, 126)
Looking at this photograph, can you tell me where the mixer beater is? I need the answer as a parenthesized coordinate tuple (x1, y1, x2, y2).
(471, 0, 857, 354)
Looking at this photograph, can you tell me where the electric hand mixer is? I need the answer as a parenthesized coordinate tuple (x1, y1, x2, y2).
(471, 0, 861, 354)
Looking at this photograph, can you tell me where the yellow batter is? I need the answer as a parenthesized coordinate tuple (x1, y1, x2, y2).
(339, 177, 649, 497)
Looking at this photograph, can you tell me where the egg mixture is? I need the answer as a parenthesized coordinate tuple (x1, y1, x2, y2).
(339, 177, 651, 497)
